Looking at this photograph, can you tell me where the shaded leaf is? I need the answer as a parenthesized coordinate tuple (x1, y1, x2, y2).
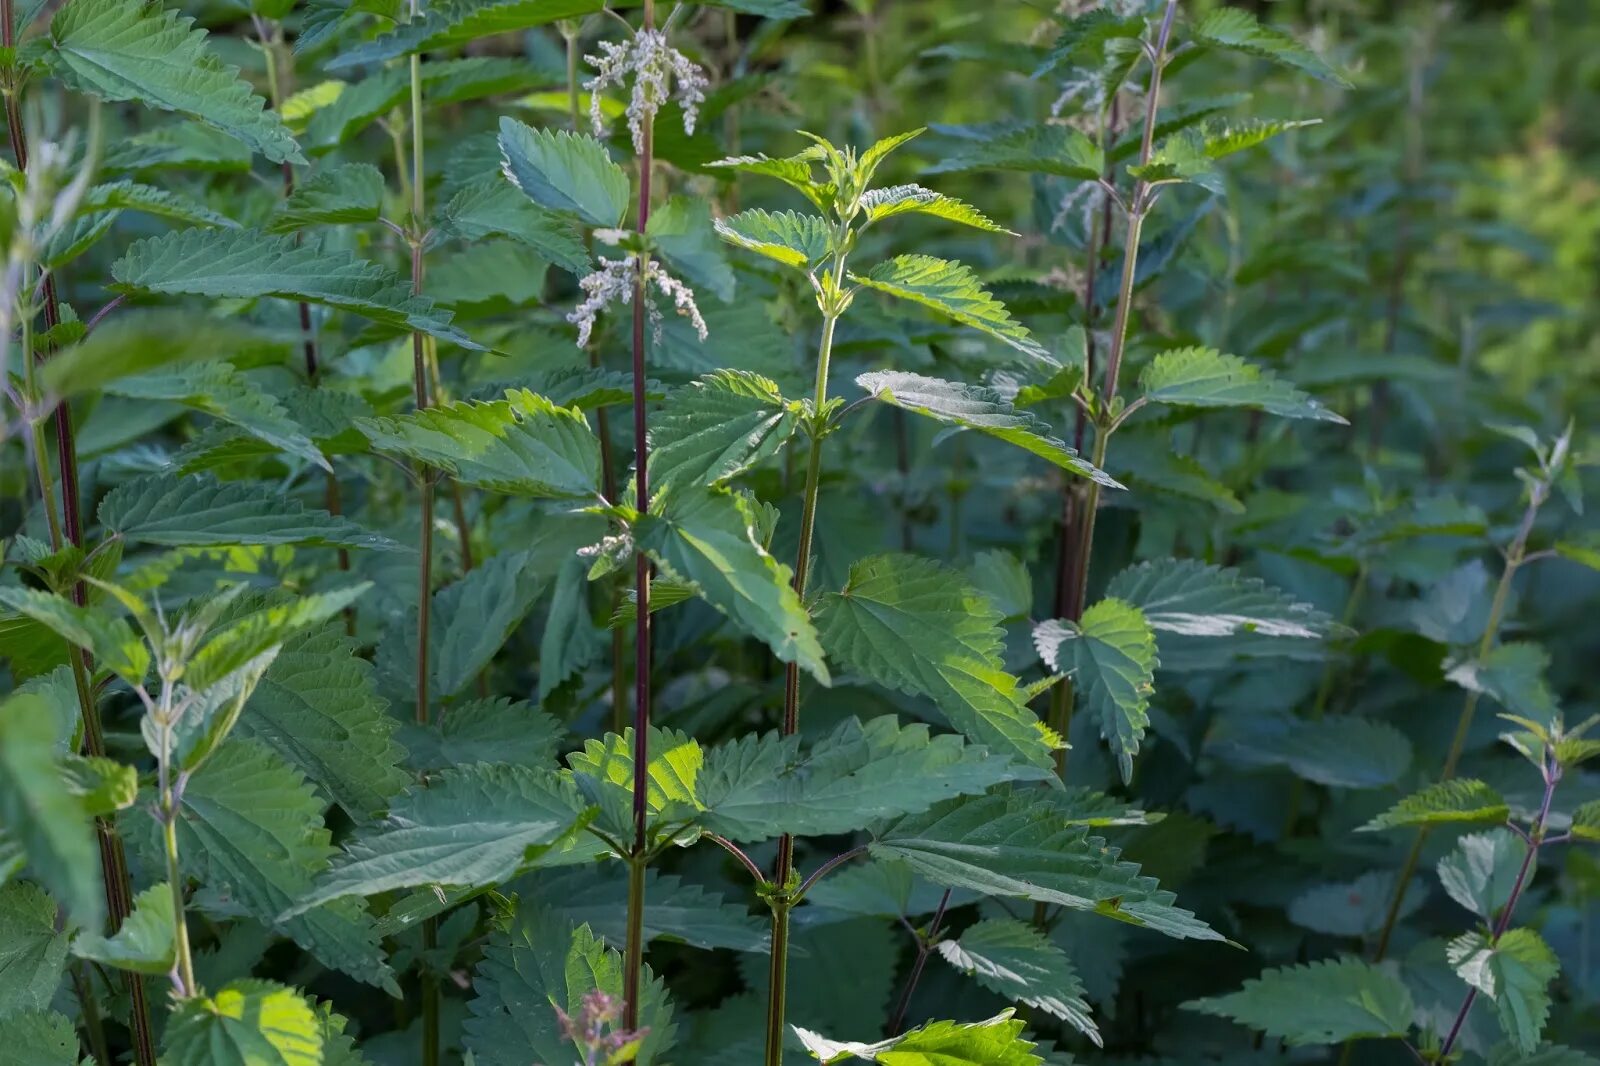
(1183, 957, 1414, 1045)
(1034, 599, 1158, 783)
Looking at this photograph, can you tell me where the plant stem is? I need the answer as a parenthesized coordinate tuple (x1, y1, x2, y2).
(1437, 756, 1559, 1059)
(887, 890, 952, 1036)
(1371, 478, 1549, 963)
(624, 0, 658, 1042)
(2, 27, 155, 1057)
(763, 898, 791, 1066)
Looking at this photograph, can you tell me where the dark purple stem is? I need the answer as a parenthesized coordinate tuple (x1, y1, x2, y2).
(887, 890, 952, 1036)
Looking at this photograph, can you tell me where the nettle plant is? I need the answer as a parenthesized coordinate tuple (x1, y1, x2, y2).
(2, 0, 1598, 1065)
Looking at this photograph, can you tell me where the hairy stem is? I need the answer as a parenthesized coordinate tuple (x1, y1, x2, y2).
(763, 900, 792, 1066)
(624, 0, 658, 1042)
(1372, 478, 1549, 962)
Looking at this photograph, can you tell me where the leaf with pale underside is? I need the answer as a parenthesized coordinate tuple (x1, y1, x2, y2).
(1449, 929, 1560, 1054)
(795, 1011, 1043, 1065)
(714, 208, 834, 269)
(1034, 599, 1158, 783)
(860, 184, 1011, 233)
(935, 919, 1098, 1042)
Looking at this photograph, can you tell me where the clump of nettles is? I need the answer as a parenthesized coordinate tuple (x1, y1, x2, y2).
(586, 28, 709, 153)
(567, 254, 708, 347)
(547, 990, 649, 1066)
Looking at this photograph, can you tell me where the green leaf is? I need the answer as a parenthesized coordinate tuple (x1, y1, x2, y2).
(1554, 534, 1600, 572)
(1571, 800, 1600, 842)
(48, 0, 304, 163)
(1448, 929, 1559, 1054)
(183, 584, 371, 696)
(1104, 558, 1338, 669)
(816, 554, 1056, 772)
(0, 882, 69, 1018)
(871, 793, 1222, 941)
(497, 117, 629, 228)
(708, 151, 830, 210)
(290, 763, 589, 912)
(852, 256, 1048, 360)
(518, 865, 768, 953)
(0, 586, 150, 681)
(1137, 347, 1346, 422)
(853, 372, 1118, 486)
(566, 726, 703, 843)
(80, 179, 238, 228)
(438, 175, 591, 276)
(356, 390, 601, 499)
(1183, 957, 1414, 1045)
(401, 696, 565, 774)
(935, 919, 1098, 1042)
(1446, 643, 1561, 726)
(99, 472, 401, 551)
(63, 755, 138, 817)
(1360, 779, 1511, 832)
(647, 195, 736, 302)
(111, 228, 484, 350)
(40, 311, 279, 400)
(649, 370, 804, 493)
(0, 1010, 80, 1065)
(239, 623, 411, 820)
(1192, 7, 1351, 86)
(1487, 1046, 1600, 1066)
(1034, 599, 1158, 783)
(860, 184, 1010, 233)
(0, 691, 103, 928)
(925, 124, 1104, 181)
(795, 1011, 1042, 1065)
(714, 208, 834, 269)
(1206, 713, 1412, 788)
(1034, 9, 1145, 78)
(177, 740, 395, 990)
(1198, 117, 1321, 159)
(326, 0, 613, 69)
(465, 906, 677, 1066)
(72, 881, 174, 975)
(266, 162, 385, 232)
(1438, 830, 1529, 925)
(161, 979, 323, 1066)
(697, 716, 1026, 843)
(636, 488, 829, 683)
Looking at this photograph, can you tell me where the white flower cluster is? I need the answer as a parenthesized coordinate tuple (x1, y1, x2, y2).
(585, 29, 709, 154)
(568, 255, 710, 348)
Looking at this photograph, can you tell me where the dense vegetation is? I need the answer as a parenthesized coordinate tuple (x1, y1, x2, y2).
(1, 0, 1598, 1063)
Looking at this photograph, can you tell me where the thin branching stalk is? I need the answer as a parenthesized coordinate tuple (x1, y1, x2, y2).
(887, 889, 951, 1036)
(624, 0, 658, 1040)
(1372, 475, 1551, 962)
(1, 12, 156, 1054)
(764, 220, 852, 1066)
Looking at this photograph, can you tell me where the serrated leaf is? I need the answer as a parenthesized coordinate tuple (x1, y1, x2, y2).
(565, 726, 704, 843)
(1571, 800, 1600, 842)
(266, 162, 384, 232)
(936, 919, 1098, 1042)
(0, 692, 102, 929)
(1033, 9, 1145, 79)
(1206, 713, 1412, 788)
(853, 256, 1048, 359)
(182, 584, 370, 697)
(1446, 643, 1561, 726)
(1034, 599, 1157, 783)
(1138, 347, 1345, 422)
(498, 117, 629, 228)
(714, 208, 833, 269)
(816, 554, 1056, 772)
(519, 865, 768, 953)
(48, 0, 304, 163)
(0, 882, 70, 1017)
(161, 978, 322, 1066)
(925, 124, 1104, 181)
(111, 227, 483, 350)
(1448, 929, 1559, 1054)
(1199, 117, 1321, 159)
(40, 311, 279, 400)
(0, 586, 150, 681)
(854, 371, 1117, 485)
(290, 763, 588, 912)
(0, 1010, 79, 1065)
(795, 1010, 1042, 1065)
(438, 175, 590, 275)
(1105, 557, 1337, 668)
(636, 488, 828, 683)
(357, 390, 601, 499)
(708, 151, 829, 210)
(860, 184, 1010, 233)
(1192, 7, 1351, 86)
(649, 370, 803, 493)
(1361, 779, 1510, 832)
(80, 179, 238, 228)
(1183, 957, 1413, 1045)
(1438, 829, 1529, 925)
(177, 739, 395, 990)
(696, 716, 1025, 843)
(72, 881, 174, 975)
(99, 472, 401, 551)
(401, 697, 565, 774)
(871, 793, 1222, 941)
(464, 906, 676, 1066)
(239, 623, 410, 820)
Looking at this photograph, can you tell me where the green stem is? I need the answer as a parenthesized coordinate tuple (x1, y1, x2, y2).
(70, 963, 110, 1066)
(162, 808, 196, 997)
(1371, 479, 1549, 963)
(762, 900, 791, 1066)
